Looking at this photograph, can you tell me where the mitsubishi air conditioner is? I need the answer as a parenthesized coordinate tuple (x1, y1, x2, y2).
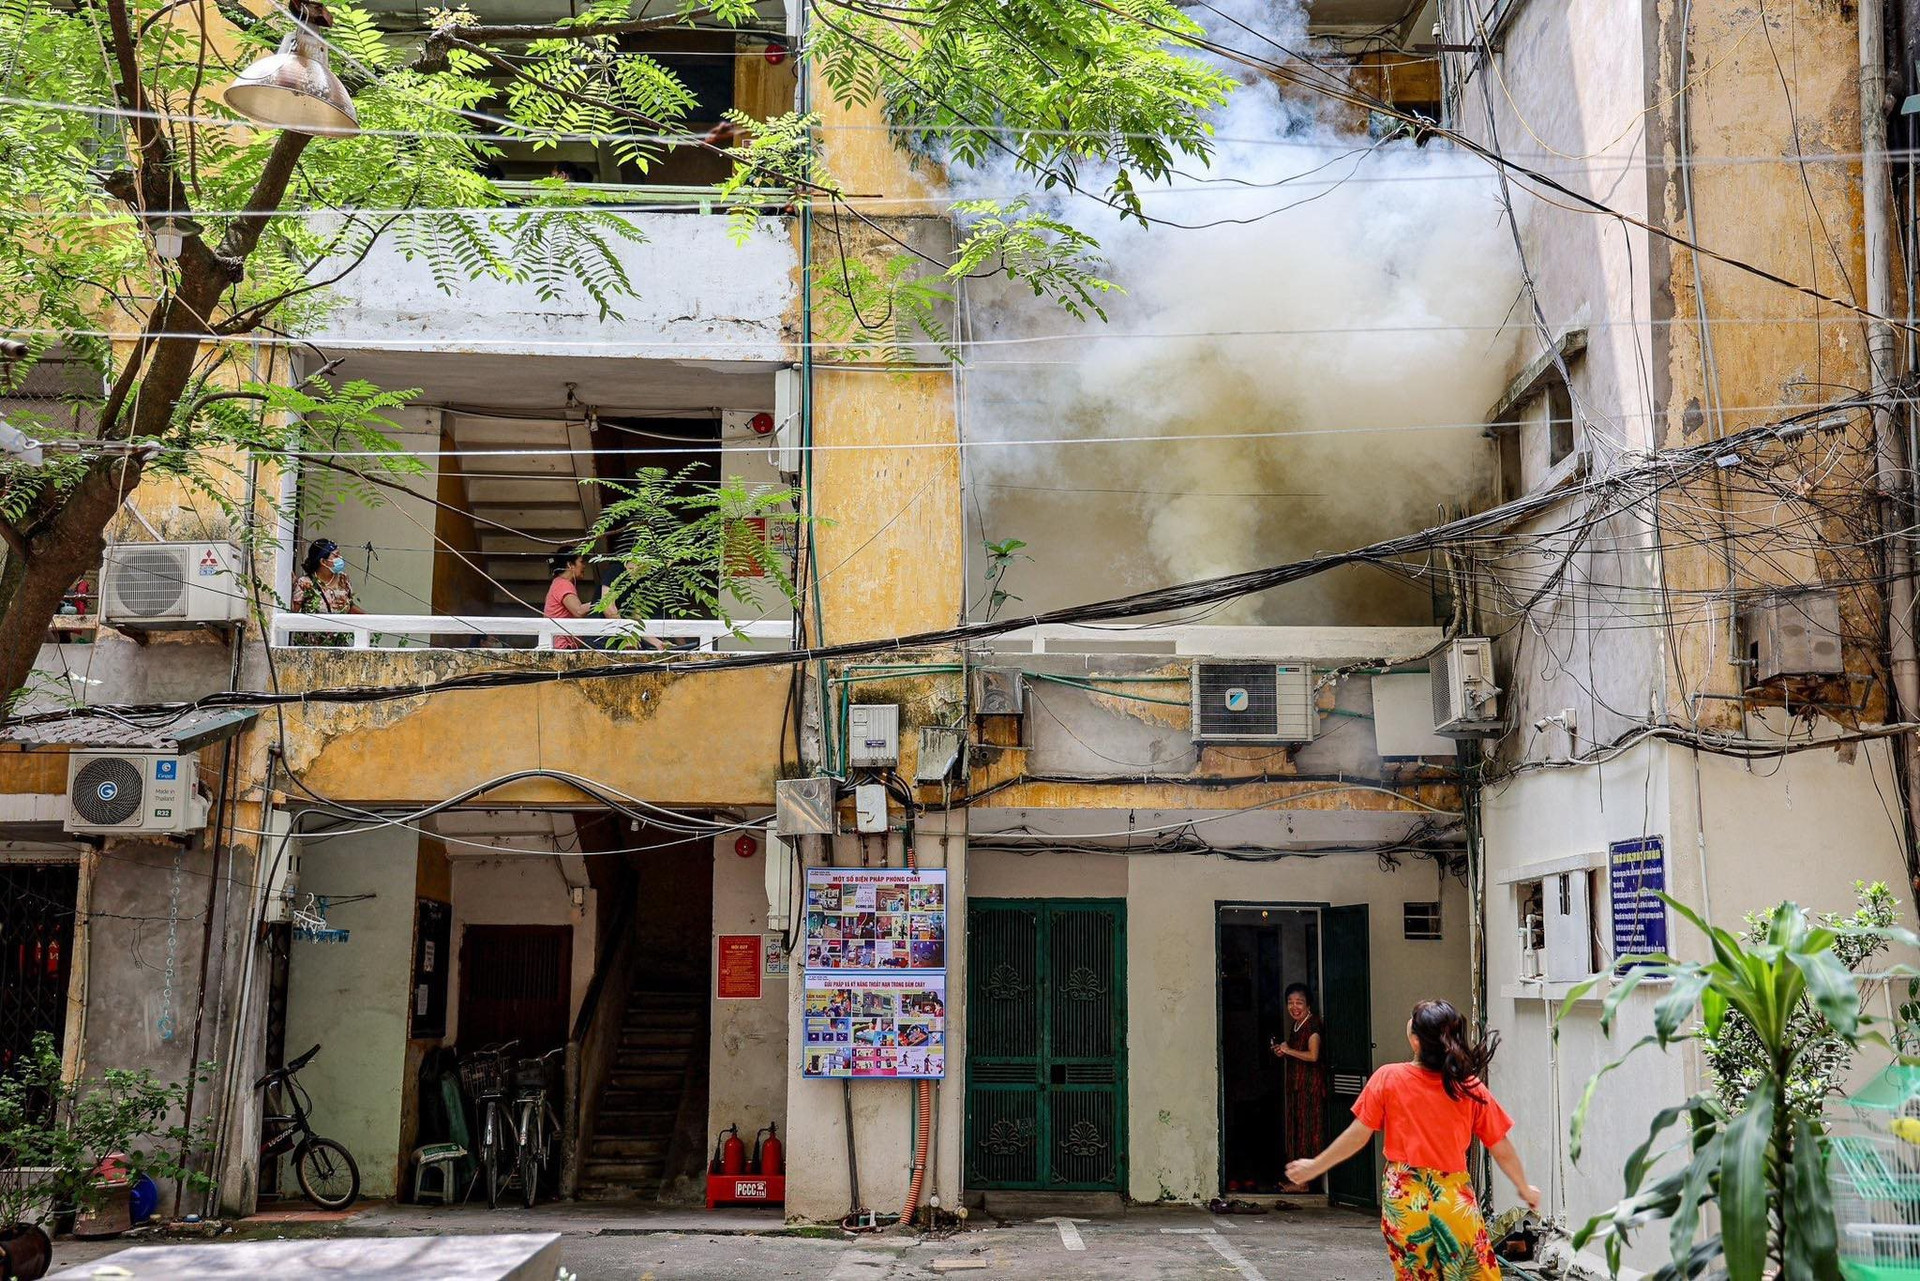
(1191, 661, 1317, 744)
(1431, 637, 1504, 738)
(65, 752, 209, 836)
(100, 541, 247, 628)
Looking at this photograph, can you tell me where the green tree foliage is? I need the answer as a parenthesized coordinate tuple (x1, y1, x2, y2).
(1559, 895, 1916, 1281)
(0, 0, 1229, 700)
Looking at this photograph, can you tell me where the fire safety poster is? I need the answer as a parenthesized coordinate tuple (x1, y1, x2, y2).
(800, 869, 946, 970)
(800, 869, 948, 1079)
(802, 973, 947, 1079)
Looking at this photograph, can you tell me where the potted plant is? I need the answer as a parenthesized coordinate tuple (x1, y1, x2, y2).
(0, 1033, 209, 1280)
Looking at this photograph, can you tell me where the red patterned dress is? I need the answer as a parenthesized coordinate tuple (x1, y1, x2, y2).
(1283, 1013, 1328, 1170)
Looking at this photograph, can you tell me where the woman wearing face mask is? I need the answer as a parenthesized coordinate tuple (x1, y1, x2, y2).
(1285, 999, 1540, 1280)
(290, 538, 364, 646)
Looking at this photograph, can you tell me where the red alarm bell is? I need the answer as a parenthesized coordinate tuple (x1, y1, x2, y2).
(749, 411, 776, 435)
(734, 833, 759, 859)
(764, 43, 788, 65)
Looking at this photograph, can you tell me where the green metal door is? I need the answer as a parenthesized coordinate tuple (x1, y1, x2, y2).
(966, 899, 1126, 1191)
(1322, 903, 1379, 1210)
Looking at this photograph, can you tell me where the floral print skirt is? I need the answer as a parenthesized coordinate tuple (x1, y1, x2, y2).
(1379, 1162, 1499, 1281)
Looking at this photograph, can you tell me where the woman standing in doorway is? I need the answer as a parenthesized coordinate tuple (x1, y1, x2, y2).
(1270, 983, 1326, 1193)
(1285, 999, 1541, 1280)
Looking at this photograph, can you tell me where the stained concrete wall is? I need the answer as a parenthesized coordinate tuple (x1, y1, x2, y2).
(707, 833, 789, 1154)
(281, 827, 420, 1199)
(1482, 735, 1915, 1270)
(314, 214, 797, 363)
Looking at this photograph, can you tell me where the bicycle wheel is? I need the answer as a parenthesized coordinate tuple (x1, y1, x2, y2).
(482, 1103, 503, 1210)
(294, 1137, 360, 1210)
(519, 1123, 539, 1208)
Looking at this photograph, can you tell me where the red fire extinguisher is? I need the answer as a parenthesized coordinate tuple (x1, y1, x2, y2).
(756, 1122, 783, 1177)
(713, 1124, 745, 1176)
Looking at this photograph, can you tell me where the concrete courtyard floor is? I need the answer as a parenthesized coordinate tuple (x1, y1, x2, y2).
(47, 1198, 1392, 1279)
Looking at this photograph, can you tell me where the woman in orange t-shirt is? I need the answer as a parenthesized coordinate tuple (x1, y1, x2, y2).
(1285, 999, 1541, 1281)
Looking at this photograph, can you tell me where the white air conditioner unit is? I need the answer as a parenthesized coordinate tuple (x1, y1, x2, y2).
(772, 367, 801, 478)
(1191, 661, 1316, 744)
(64, 752, 209, 836)
(100, 541, 247, 628)
(1431, 637, 1503, 738)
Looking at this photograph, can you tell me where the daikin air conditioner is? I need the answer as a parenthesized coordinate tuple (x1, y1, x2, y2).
(1431, 637, 1503, 738)
(100, 541, 247, 628)
(1191, 661, 1316, 744)
(64, 752, 209, 836)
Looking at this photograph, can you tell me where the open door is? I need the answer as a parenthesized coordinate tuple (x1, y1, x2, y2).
(1322, 904, 1377, 1211)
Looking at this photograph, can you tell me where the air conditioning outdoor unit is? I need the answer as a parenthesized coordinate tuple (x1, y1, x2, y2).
(1191, 661, 1317, 744)
(1741, 588, 1844, 685)
(64, 752, 209, 837)
(971, 667, 1025, 716)
(1431, 637, 1503, 738)
(100, 541, 247, 629)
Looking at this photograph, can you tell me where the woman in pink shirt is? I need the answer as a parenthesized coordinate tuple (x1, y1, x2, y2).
(1286, 999, 1541, 1280)
(543, 553, 594, 649)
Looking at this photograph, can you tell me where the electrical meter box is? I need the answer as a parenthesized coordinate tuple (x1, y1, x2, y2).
(847, 704, 900, 768)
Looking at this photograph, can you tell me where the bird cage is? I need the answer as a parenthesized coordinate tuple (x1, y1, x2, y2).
(1830, 1063, 1920, 1279)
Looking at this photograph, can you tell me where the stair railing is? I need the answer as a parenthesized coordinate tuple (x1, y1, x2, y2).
(562, 893, 637, 1198)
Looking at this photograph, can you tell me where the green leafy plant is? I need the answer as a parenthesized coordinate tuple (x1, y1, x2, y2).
(583, 469, 805, 629)
(1700, 881, 1899, 1120)
(1560, 895, 1915, 1281)
(981, 536, 1030, 620)
(0, 1033, 212, 1230)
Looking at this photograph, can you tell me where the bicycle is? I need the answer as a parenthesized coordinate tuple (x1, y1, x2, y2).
(509, 1047, 564, 1209)
(256, 1043, 361, 1210)
(460, 1041, 517, 1209)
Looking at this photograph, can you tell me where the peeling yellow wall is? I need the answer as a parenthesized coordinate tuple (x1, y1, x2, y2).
(275, 655, 789, 806)
(809, 370, 963, 639)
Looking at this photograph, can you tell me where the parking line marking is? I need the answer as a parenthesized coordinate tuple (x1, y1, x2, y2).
(1159, 1228, 1269, 1281)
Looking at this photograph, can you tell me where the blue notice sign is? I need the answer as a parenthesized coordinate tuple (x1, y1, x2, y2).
(1609, 837, 1667, 966)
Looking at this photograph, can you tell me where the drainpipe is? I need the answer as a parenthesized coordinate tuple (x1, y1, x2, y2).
(1865, 0, 1920, 865)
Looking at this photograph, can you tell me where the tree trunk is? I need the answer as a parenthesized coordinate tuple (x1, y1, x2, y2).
(0, 457, 146, 708)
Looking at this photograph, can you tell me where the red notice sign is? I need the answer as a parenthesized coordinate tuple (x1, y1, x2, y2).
(717, 934, 762, 1000)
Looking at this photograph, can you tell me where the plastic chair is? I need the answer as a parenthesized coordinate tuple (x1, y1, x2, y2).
(412, 1143, 466, 1205)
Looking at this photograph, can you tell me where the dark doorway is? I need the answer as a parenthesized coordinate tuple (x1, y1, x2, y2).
(458, 924, 573, 1054)
(1217, 905, 1319, 1195)
(964, 899, 1127, 1191)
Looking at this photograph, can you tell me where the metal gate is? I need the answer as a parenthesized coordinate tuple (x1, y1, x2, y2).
(0, 863, 78, 1070)
(965, 899, 1126, 1191)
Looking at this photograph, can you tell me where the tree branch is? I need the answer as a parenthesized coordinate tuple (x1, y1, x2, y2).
(0, 516, 30, 566)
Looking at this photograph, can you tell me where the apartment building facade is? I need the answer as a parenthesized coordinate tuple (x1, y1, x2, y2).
(3, 0, 1914, 1261)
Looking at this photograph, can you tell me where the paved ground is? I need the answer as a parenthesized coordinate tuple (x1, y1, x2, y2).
(48, 1199, 1390, 1279)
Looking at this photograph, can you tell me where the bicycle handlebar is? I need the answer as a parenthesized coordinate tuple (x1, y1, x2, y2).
(253, 1044, 320, 1089)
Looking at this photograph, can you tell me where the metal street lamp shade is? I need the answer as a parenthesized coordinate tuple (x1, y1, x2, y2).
(223, 29, 358, 137)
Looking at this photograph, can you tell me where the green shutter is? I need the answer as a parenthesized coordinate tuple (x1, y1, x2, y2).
(966, 899, 1126, 1191)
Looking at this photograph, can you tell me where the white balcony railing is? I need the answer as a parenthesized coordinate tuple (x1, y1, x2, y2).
(269, 613, 793, 652)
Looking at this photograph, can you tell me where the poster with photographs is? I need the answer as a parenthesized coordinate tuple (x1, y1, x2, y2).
(802, 973, 947, 1079)
(801, 869, 947, 971)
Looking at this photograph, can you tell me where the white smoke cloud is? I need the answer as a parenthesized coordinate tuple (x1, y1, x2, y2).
(956, 0, 1522, 623)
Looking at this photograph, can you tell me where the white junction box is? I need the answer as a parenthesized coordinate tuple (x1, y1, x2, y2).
(847, 703, 900, 768)
(853, 783, 889, 833)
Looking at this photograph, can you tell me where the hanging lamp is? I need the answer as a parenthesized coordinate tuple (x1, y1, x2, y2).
(222, 1, 358, 137)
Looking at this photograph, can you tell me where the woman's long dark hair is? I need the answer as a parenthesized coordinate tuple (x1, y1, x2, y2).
(1410, 999, 1498, 1101)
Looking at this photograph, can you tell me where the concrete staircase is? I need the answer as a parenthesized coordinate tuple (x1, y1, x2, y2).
(578, 988, 705, 1198)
